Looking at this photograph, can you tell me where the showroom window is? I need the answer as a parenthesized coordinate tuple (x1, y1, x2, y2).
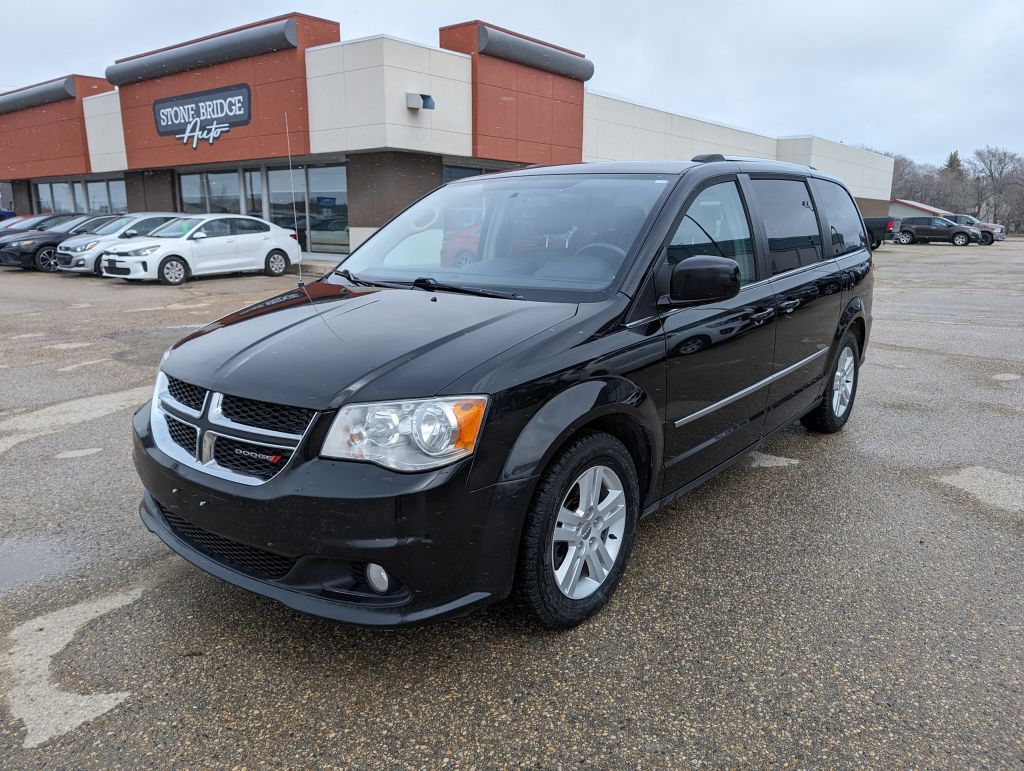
(206, 172, 241, 214)
(306, 166, 348, 254)
(443, 166, 486, 183)
(34, 179, 126, 214)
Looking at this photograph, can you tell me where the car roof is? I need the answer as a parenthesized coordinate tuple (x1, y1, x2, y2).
(454, 156, 849, 187)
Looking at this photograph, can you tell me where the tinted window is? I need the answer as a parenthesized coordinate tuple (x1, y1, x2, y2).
(152, 218, 202, 238)
(667, 180, 756, 284)
(905, 217, 925, 225)
(197, 219, 231, 238)
(749, 178, 822, 275)
(231, 218, 270, 234)
(814, 179, 867, 257)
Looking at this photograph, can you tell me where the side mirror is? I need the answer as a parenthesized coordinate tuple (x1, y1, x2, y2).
(192, 231, 207, 240)
(661, 255, 741, 306)
(121, 230, 138, 238)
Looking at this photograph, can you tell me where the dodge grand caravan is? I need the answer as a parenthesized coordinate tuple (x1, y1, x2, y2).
(134, 157, 872, 628)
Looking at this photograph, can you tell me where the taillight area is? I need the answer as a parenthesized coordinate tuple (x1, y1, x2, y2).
(886, 219, 893, 232)
(289, 232, 298, 240)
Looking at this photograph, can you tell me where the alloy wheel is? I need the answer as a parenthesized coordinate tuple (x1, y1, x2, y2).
(953, 234, 968, 246)
(550, 465, 627, 600)
(897, 232, 913, 245)
(36, 247, 58, 272)
(832, 346, 855, 417)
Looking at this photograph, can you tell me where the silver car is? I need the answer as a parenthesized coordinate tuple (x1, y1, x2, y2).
(56, 212, 180, 274)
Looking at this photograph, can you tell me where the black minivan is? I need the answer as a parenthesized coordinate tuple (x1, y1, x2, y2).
(134, 157, 872, 628)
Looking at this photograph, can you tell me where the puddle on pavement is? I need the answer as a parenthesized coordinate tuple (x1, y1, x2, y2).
(0, 536, 87, 591)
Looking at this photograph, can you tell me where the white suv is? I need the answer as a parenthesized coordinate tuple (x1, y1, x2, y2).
(101, 214, 301, 285)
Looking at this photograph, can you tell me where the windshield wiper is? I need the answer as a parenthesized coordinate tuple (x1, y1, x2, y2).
(333, 269, 407, 289)
(409, 276, 523, 300)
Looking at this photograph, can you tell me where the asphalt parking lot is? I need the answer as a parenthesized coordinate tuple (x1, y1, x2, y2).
(1, 242, 1022, 768)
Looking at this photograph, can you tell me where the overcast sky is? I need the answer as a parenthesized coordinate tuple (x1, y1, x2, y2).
(4, 0, 1020, 165)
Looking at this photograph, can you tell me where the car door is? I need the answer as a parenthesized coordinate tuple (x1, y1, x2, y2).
(229, 218, 273, 269)
(744, 176, 843, 434)
(661, 177, 777, 493)
(188, 218, 236, 275)
(932, 217, 954, 241)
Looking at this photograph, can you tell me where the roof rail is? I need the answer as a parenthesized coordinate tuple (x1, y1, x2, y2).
(691, 153, 817, 171)
(691, 153, 726, 163)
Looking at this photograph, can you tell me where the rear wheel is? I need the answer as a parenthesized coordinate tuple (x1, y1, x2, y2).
(952, 232, 969, 246)
(896, 231, 914, 245)
(801, 331, 859, 433)
(264, 250, 289, 277)
(158, 257, 188, 286)
(980, 232, 994, 246)
(34, 246, 58, 272)
(511, 431, 639, 629)
(870, 239, 881, 250)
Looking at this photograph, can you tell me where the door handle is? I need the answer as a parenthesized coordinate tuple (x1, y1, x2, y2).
(778, 299, 800, 313)
(749, 308, 775, 322)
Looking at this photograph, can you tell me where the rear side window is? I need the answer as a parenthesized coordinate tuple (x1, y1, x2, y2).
(667, 180, 757, 285)
(232, 218, 270, 234)
(813, 179, 867, 257)
(749, 178, 822, 275)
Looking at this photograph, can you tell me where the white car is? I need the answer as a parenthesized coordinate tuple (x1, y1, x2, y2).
(100, 214, 301, 285)
(57, 212, 179, 275)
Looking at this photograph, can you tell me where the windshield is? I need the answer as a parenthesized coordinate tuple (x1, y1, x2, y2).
(334, 174, 672, 301)
(94, 216, 135, 236)
(49, 215, 93, 234)
(13, 214, 72, 231)
(150, 218, 202, 238)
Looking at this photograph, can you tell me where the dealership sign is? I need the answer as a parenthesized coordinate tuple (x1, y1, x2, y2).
(153, 84, 251, 149)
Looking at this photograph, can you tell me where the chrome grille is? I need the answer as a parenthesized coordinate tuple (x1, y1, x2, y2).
(212, 436, 293, 481)
(166, 376, 207, 412)
(151, 371, 314, 486)
(165, 414, 198, 457)
(161, 506, 297, 579)
(220, 394, 314, 436)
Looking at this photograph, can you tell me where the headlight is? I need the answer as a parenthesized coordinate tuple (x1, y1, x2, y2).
(321, 396, 488, 471)
(8, 239, 35, 248)
(126, 245, 160, 256)
(72, 241, 99, 252)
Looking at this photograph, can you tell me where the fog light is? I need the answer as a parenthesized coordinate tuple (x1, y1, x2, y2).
(365, 563, 390, 594)
(75, 259, 85, 267)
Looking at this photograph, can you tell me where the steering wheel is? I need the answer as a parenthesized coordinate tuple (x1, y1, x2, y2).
(574, 242, 627, 262)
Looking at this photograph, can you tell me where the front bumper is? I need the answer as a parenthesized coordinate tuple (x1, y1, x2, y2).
(133, 405, 534, 626)
(0, 248, 30, 267)
(57, 249, 101, 272)
(102, 255, 155, 279)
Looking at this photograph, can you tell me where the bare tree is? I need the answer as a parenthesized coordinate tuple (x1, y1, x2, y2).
(969, 146, 1023, 223)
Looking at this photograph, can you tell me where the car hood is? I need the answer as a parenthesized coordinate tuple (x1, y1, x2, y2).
(162, 281, 579, 410)
(106, 239, 165, 254)
(60, 233, 115, 250)
(0, 228, 52, 245)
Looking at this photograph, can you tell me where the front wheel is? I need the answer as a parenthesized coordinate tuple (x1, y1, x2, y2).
(980, 232, 994, 246)
(34, 246, 59, 272)
(264, 250, 289, 277)
(158, 257, 188, 286)
(896, 231, 914, 245)
(952, 233, 969, 246)
(511, 431, 639, 629)
(801, 331, 859, 433)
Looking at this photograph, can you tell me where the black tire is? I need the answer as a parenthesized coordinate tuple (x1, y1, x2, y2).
(454, 250, 477, 268)
(870, 239, 881, 250)
(511, 431, 639, 629)
(264, 250, 289, 277)
(952, 232, 969, 247)
(801, 331, 860, 434)
(897, 231, 914, 245)
(93, 255, 104, 276)
(33, 246, 58, 272)
(158, 256, 188, 286)
(980, 232, 994, 246)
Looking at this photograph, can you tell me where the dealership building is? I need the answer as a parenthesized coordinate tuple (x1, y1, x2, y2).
(0, 12, 894, 255)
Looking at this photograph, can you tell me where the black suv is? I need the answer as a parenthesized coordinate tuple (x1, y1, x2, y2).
(134, 158, 873, 628)
(895, 216, 981, 246)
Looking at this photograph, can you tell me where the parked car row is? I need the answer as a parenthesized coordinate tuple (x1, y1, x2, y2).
(0, 212, 302, 285)
(862, 213, 1007, 248)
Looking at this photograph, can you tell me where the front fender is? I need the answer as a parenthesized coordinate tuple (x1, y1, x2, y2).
(498, 377, 662, 500)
